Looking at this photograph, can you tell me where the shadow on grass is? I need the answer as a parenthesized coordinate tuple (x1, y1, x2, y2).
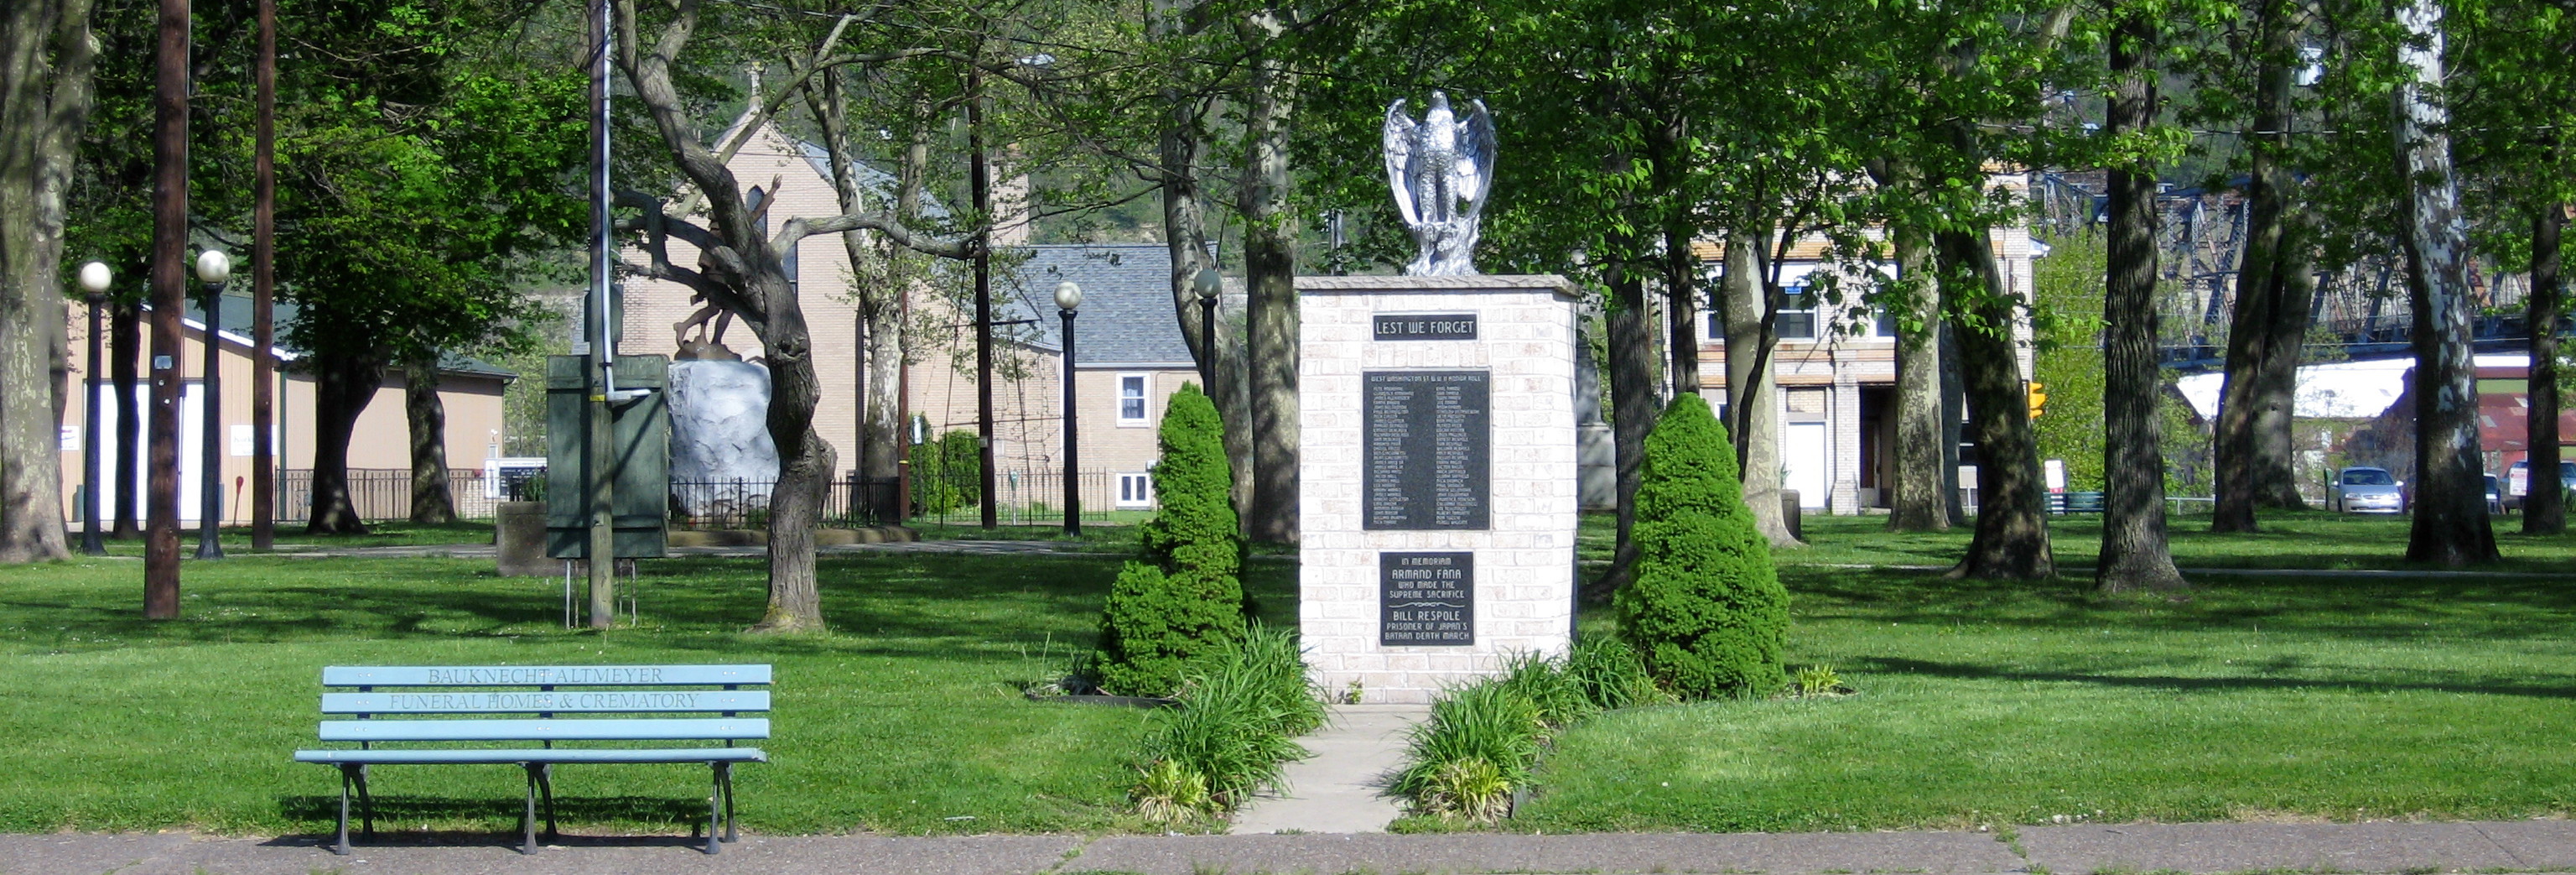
(1785, 565, 2576, 643)
(1854, 654, 2576, 699)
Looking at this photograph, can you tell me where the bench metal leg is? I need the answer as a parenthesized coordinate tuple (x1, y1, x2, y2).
(352, 763, 375, 841)
(704, 763, 724, 855)
(719, 762, 737, 843)
(333, 764, 356, 856)
(520, 763, 541, 855)
(535, 763, 558, 838)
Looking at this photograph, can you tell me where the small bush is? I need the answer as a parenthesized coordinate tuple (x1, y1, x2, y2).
(1393, 642, 1670, 825)
(1614, 393, 1790, 700)
(1564, 638, 1673, 711)
(1391, 681, 1543, 823)
(938, 430, 983, 508)
(909, 430, 956, 515)
(1094, 383, 1247, 696)
(1135, 623, 1317, 816)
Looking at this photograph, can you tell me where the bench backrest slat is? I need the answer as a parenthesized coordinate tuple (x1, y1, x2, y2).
(319, 717, 771, 742)
(323, 664, 771, 687)
(322, 690, 769, 715)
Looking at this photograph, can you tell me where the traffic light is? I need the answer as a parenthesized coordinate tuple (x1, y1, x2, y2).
(2026, 382, 2048, 419)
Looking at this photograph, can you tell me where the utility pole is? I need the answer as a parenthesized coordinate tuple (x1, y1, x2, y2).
(145, 0, 191, 619)
(969, 64, 995, 530)
(251, 0, 277, 551)
(585, 0, 616, 628)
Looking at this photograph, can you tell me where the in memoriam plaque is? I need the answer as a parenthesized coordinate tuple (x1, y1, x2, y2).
(1363, 370, 1490, 529)
(1380, 551, 1474, 645)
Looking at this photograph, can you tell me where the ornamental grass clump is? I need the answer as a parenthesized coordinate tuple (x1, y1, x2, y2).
(1093, 383, 1247, 697)
(1614, 393, 1790, 700)
(1132, 623, 1320, 820)
(1393, 641, 1661, 825)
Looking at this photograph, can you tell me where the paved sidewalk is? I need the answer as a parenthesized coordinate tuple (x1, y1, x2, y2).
(14, 820, 2576, 875)
(1229, 703, 1430, 834)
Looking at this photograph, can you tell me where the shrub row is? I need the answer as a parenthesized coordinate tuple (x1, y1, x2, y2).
(909, 427, 984, 514)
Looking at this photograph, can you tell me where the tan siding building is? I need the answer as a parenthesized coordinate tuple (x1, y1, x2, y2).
(60, 295, 512, 524)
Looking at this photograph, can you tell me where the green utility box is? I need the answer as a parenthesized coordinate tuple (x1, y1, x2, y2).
(546, 354, 671, 559)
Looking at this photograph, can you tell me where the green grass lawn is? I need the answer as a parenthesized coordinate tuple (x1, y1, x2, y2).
(0, 550, 1293, 837)
(1519, 561, 2576, 831)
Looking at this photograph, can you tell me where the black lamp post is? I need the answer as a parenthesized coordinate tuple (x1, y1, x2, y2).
(1056, 280, 1081, 536)
(78, 262, 112, 555)
(193, 249, 228, 560)
(1192, 267, 1221, 389)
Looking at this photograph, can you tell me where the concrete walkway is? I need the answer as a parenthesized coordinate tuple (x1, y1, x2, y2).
(1229, 703, 1430, 835)
(17, 820, 2576, 874)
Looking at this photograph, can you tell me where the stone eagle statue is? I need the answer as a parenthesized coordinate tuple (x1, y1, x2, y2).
(1383, 91, 1496, 276)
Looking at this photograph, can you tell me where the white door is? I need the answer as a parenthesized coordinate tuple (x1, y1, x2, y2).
(1784, 421, 1829, 510)
(91, 383, 206, 523)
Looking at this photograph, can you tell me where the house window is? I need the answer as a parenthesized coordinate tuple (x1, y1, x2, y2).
(1118, 374, 1149, 425)
(1872, 309, 1900, 338)
(1118, 473, 1153, 508)
(1775, 284, 1818, 340)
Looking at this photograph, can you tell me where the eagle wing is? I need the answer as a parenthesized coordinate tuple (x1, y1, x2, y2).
(1456, 98, 1497, 221)
(1383, 100, 1420, 227)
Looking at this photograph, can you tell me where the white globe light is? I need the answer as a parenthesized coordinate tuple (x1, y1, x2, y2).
(1192, 267, 1222, 301)
(1054, 280, 1082, 311)
(194, 249, 231, 285)
(77, 262, 112, 294)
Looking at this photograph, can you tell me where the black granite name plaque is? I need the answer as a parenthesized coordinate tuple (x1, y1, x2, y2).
(1380, 551, 1474, 646)
(1363, 370, 1490, 530)
(1374, 313, 1478, 341)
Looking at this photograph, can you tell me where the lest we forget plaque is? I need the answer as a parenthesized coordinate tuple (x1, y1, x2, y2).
(1363, 370, 1489, 529)
(1380, 551, 1474, 645)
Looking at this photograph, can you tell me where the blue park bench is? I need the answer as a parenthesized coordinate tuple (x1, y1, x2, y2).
(2049, 491, 2106, 514)
(293, 664, 771, 856)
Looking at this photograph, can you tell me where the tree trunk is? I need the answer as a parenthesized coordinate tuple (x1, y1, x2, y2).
(2524, 203, 2567, 535)
(808, 66, 905, 525)
(307, 351, 382, 534)
(111, 300, 138, 538)
(404, 352, 454, 524)
(1238, 8, 1298, 544)
(1887, 217, 1950, 532)
(1596, 238, 1654, 594)
(2211, 0, 2317, 531)
(1940, 227, 2053, 579)
(0, 0, 96, 563)
(1665, 222, 1700, 395)
(1722, 232, 1799, 546)
(2097, 12, 2186, 593)
(758, 305, 833, 632)
(2393, 0, 2498, 566)
(1150, 4, 1252, 523)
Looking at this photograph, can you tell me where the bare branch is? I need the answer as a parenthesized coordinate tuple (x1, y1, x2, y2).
(775, 212, 977, 260)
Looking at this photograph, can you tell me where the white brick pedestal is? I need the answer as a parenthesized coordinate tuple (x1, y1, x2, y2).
(1297, 275, 1580, 703)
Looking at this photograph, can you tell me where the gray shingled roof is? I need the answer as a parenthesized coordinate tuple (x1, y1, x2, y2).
(171, 294, 517, 379)
(990, 243, 1197, 367)
(794, 141, 952, 220)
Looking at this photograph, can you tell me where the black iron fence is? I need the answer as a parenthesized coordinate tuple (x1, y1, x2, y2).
(271, 468, 1143, 528)
(275, 468, 502, 523)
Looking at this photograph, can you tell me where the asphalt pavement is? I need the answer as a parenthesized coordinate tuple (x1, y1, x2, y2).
(13, 820, 2576, 875)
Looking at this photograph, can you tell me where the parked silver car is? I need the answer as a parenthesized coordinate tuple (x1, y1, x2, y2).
(2330, 466, 2405, 513)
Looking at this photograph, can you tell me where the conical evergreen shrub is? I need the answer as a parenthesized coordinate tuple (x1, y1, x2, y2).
(1095, 383, 1248, 696)
(1613, 393, 1790, 699)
